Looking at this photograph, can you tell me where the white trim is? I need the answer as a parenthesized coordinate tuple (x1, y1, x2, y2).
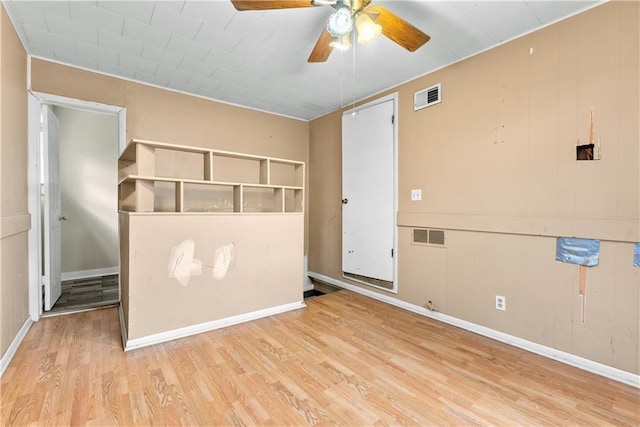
(61, 267, 119, 281)
(0, 318, 33, 378)
(118, 109, 127, 155)
(29, 91, 127, 154)
(30, 91, 125, 114)
(342, 92, 399, 295)
(27, 54, 32, 91)
(308, 271, 640, 388)
(27, 92, 43, 321)
(123, 301, 306, 351)
(27, 90, 126, 319)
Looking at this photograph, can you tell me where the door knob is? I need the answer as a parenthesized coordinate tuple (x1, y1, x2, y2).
(341, 198, 348, 204)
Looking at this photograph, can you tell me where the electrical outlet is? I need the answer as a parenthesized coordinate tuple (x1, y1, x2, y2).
(495, 295, 506, 311)
(411, 189, 422, 201)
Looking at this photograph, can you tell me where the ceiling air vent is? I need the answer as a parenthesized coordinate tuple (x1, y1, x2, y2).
(412, 228, 446, 247)
(414, 83, 441, 111)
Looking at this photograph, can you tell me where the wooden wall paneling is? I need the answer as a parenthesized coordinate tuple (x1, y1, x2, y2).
(468, 50, 499, 215)
(441, 65, 475, 214)
(616, 1, 640, 221)
(493, 37, 530, 217)
(397, 228, 428, 308)
(420, 79, 449, 213)
(574, 3, 621, 220)
(612, 242, 640, 373)
(421, 244, 448, 313)
(552, 257, 579, 354)
(491, 234, 528, 336)
(526, 27, 561, 218)
(443, 231, 494, 326)
(555, 16, 579, 219)
(570, 240, 616, 367)
(397, 77, 429, 213)
(442, 231, 467, 319)
(522, 236, 557, 347)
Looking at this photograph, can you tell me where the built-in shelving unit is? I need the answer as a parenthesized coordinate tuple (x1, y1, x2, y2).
(118, 138, 305, 346)
(118, 138, 304, 214)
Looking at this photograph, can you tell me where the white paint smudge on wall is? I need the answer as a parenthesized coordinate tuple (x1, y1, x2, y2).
(212, 243, 236, 280)
(168, 239, 202, 287)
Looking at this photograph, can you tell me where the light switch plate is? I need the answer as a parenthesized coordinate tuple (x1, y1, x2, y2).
(411, 189, 422, 201)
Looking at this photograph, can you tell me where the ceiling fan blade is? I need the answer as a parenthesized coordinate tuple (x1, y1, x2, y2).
(308, 27, 334, 62)
(231, 0, 314, 11)
(351, 0, 372, 12)
(366, 5, 430, 52)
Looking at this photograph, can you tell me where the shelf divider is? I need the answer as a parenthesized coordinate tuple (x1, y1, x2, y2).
(175, 181, 184, 212)
(204, 152, 213, 181)
(260, 159, 270, 185)
(233, 185, 243, 213)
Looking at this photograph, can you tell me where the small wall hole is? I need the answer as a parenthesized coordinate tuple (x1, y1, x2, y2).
(576, 144, 594, 161)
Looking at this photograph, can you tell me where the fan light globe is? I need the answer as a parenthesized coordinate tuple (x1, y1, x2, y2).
(355, 13, 382, 44)
(326, 7, 353, 38)
(330, 34, 352, 50)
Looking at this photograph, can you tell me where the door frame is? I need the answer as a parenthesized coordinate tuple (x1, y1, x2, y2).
(27, 91, 126, 320)
(342, 92, 399, 293)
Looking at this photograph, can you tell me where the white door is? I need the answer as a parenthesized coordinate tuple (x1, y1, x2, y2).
(342, 99, 395, 282)
(43, 106, 62, 310)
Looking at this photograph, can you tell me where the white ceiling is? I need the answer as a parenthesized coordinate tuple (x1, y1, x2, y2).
(4, 0, 602, 120)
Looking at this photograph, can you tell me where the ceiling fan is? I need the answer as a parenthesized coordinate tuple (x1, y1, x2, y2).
(230, 0, 431, 62)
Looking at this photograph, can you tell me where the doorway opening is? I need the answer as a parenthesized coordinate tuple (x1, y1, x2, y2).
(28, 92, 126, 320)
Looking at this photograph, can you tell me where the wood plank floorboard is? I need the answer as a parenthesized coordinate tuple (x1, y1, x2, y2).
(1, 291, 638, 426)
(50, 275, 119, 313)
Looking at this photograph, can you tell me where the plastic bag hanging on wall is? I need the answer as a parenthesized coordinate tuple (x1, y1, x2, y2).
(555, 237, 600, 267)
(634, 243, 640, 268)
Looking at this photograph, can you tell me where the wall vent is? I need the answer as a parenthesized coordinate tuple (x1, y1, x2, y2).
(414, 83, 442, 111)
(412, 228, 446, 247)
(413, 228, 429, 244)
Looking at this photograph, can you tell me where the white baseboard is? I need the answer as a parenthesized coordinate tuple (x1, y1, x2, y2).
(0, 317, 33, 378)
(308, 271, 640, 389)
(122, 300, 306, 351)
(61, 267, 118, 281)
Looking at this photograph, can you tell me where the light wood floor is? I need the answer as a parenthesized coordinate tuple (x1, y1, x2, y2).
(1, 291, 638, 426)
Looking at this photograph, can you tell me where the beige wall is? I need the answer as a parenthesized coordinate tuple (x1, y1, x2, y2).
(121, 213, 303, 340)
(0, 3, 29, 358)
(31, 58, 310, 254)
(31, 59, 308, 164)
(55, 107, 119, 275)
(308, 1, 639, 374)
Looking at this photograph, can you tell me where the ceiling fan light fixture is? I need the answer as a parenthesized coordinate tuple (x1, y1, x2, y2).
(326, 7, 353, 37)
(355, 13, 382, 44)
(329, 34, 352, 50)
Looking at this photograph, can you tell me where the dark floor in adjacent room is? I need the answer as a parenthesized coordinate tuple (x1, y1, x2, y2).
(49, 274, 119, 314)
